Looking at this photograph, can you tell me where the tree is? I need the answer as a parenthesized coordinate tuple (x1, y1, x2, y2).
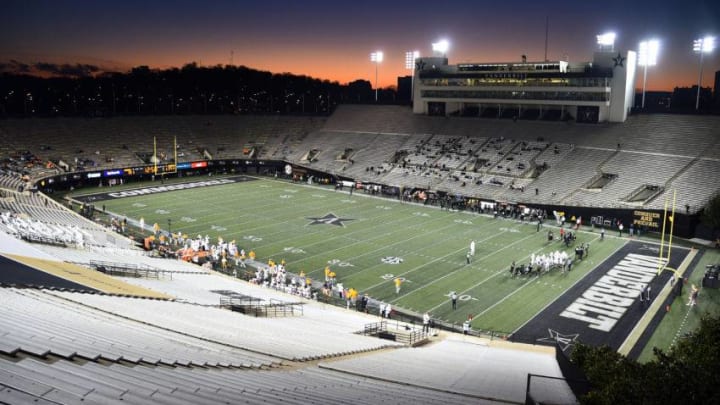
(700, 192, 720, 229)
(571, 314, 720, 404)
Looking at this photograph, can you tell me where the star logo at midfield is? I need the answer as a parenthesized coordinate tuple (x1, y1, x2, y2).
(537, 329, 580, 352)
(613, 53, 626, 67)
(307, 213, 355, 227)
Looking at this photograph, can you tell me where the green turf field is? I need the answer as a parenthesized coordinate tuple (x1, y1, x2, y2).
(637, 248, 720, 362)
(90, 176, 627, 332)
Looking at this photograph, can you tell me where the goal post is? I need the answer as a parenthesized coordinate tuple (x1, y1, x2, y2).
(657, 188, 677, 276)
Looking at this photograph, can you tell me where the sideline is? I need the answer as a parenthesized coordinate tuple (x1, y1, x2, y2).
(617, 247, 698, 355)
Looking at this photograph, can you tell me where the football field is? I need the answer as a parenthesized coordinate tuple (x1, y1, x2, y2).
(83, 175, 627, 333)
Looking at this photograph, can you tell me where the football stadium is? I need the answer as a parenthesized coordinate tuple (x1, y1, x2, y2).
(1, 103, 719, 403)
(1, 18, 720, 403)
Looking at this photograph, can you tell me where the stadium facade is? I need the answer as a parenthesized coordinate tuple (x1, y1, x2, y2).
(412, 50, 637, 123)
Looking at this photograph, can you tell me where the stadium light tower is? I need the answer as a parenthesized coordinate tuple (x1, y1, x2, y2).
(638, 39, 660, 109)
(432, 39, 449, 57)
(596, 32, 616, 51)
(693, 36, 715, 110)
(370, 51, 383, 102)
(405, 50, 420, 102)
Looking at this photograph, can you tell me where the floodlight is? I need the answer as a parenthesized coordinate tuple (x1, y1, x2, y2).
(638, 39, 660, 109)
(693, 36, 716, 110)
(638, 39, 659, 67)
(405, 51, 420, 70)
(432, 39, 449, 55)
(370, 51, 383, 102)
(596, 32, 616, 52)
(693, 36, 715, 53)
(596, 32, 616, 47)
(405, 51, 421, 102)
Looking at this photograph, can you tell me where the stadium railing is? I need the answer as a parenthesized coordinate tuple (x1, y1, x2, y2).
(89, 260, 169, 280)
(220, 296, 304, 318)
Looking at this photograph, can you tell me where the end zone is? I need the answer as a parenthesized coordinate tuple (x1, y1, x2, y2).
(515, 241, 689, 351)
(73, 175, 257, 202)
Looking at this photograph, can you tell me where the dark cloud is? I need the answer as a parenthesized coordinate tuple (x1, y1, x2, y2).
(33, 62, 100, 77)
(0, 60, 32, 73)
(0, 60, 102, 77)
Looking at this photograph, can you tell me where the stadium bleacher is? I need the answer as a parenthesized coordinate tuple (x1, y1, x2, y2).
(2, 107, 719, 212)
(565, 151, 692, 208)
(0, 288, 279, 368)
(0, 355, 481, 405)
(320, 337, 575, 404)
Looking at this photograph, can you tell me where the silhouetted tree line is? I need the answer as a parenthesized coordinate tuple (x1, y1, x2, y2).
(0, 63, 395, 117)
(572, 314, 720, 404)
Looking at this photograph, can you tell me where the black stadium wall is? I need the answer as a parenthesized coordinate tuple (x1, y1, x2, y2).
(523, 204, 697, 241)
(35, 159, 703, 239)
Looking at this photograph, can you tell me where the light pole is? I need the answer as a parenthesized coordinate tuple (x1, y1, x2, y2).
(693, 36, 715, 111)
(638, 39, 659, 109)
(370, 51, 383, 102)
(405, 51, 420, 102)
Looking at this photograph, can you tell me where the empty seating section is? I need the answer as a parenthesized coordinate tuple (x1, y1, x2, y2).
(51, 290, 403, 361)
(263, 130, 312, 160)
(528, 147, 616, 203)
(0, 171, 25, 190)
(0, 356, 476, 405)
(699, 140, 720, 160)
(1, 106, 719, 214)
(566, 152, 691, 207)
(341, 132, 409, 181)
(648, 158, 720, 212)
(113, 271, 303, 306)
(326, 106, 720, 157)
(533, 142, 574, 170)
(0, 116, 325, 174)
(291, 130, 373, 174)
(0, 288, 278, 368)
(324, 105, 429, 134)
(382, 165, 444, 188)
(590, 114, 719, 157)
(320, 338, 575, 404)
(106, 271, 400, 333)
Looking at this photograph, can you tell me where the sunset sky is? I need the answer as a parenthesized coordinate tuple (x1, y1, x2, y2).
(2, 0, 719, 91)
